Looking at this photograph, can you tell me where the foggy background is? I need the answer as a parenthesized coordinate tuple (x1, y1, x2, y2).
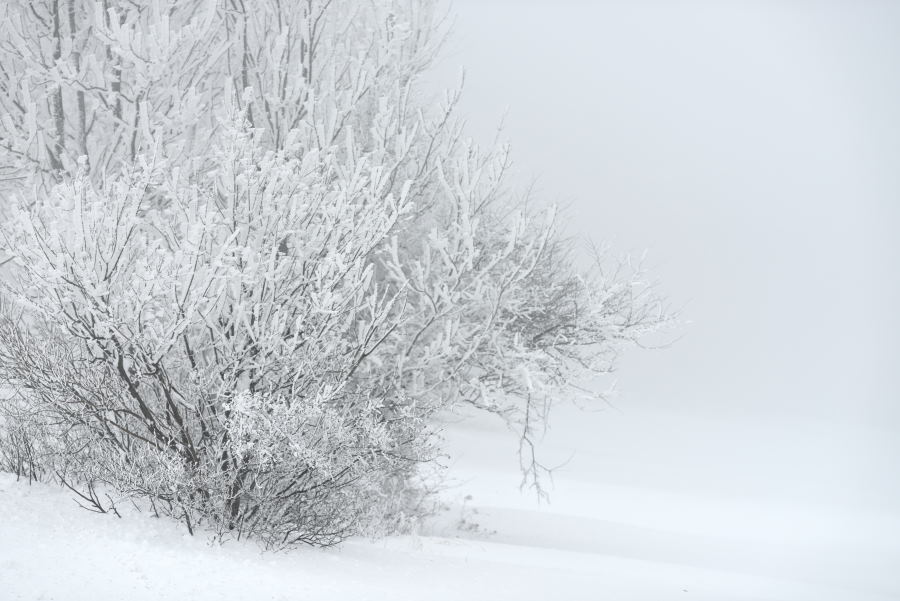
(431, 1, 900, 515)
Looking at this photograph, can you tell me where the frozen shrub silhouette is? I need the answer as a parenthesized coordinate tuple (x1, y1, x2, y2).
(0, 0, 670, 546)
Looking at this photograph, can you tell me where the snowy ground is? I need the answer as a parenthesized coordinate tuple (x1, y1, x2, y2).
(1, 404, 898, 601)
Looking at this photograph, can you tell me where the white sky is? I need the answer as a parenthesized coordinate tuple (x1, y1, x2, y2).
(429, 1, 900, 509)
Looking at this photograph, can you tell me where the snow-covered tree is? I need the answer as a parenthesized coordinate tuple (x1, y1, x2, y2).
(0, 0, 671, 546)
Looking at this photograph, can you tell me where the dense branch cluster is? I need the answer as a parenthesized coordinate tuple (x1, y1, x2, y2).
(0, 0, 671, 547)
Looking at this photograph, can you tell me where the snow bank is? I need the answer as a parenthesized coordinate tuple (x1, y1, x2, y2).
(2, 406, 897, 600)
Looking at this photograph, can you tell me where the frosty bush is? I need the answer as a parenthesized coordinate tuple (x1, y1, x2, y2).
(0, 0, 671, 546)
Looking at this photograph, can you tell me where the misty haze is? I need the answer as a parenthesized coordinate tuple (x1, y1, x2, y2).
(0, 1, 897, 600)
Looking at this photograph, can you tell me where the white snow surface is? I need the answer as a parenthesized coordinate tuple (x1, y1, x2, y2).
(1, 405, 898, 601)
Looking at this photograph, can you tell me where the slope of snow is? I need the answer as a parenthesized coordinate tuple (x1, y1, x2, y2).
(2, 405, 897, 600)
